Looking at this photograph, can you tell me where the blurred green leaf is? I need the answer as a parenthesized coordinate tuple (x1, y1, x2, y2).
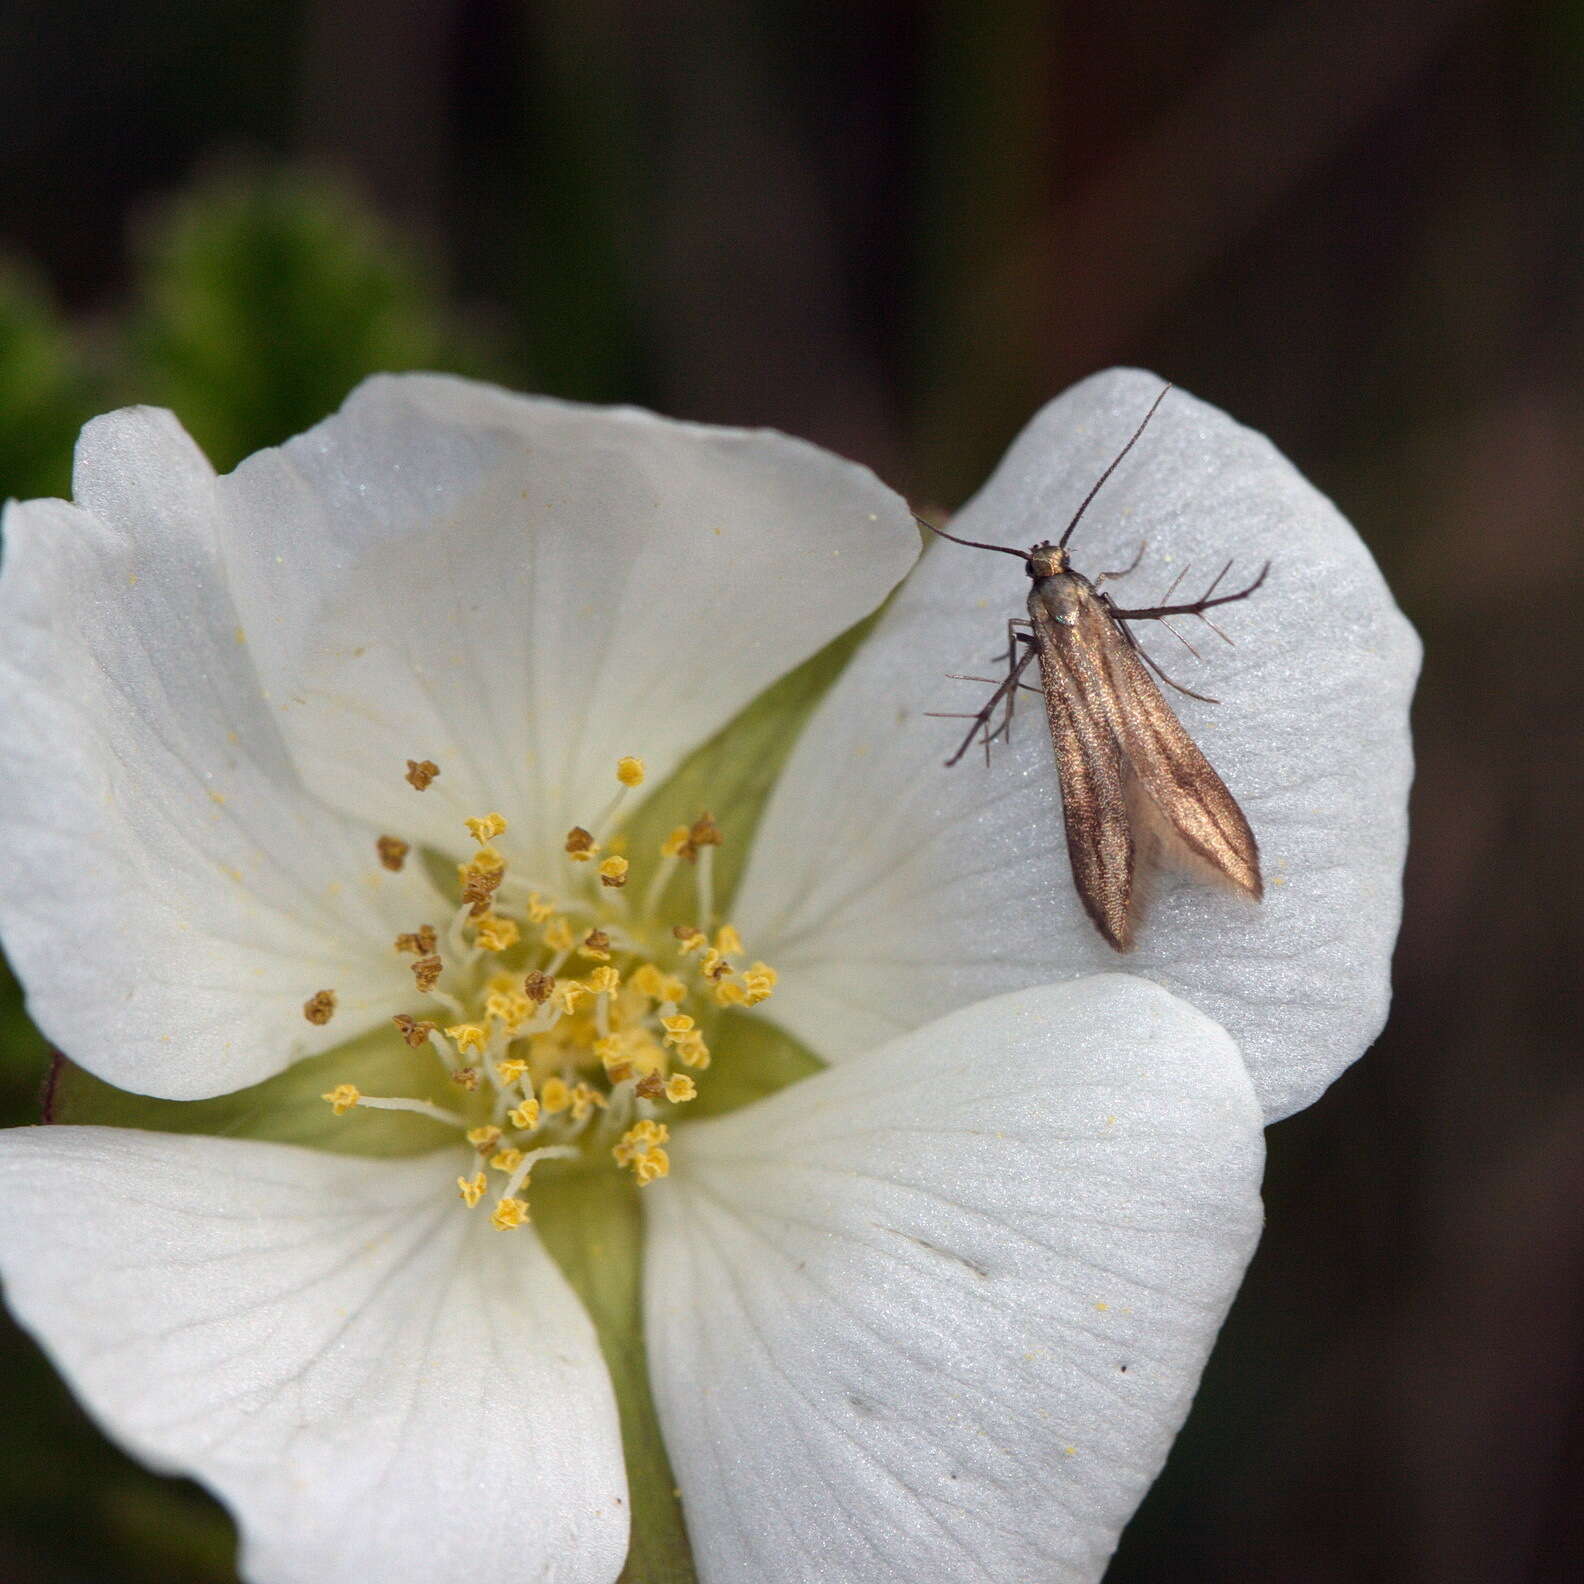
(0, 260, 91, 501)
(125, 168, 487, 470)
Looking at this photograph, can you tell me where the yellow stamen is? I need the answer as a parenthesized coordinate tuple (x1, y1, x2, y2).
(322, 1083, 360, 1115)
(599, 855, 630, 888)
(458, 1173, 487, 1208)
(473, 914, 520, 952)
(303, 989, 337, 1026)
(509, 1100, 541, 1130)
(467, 1125, 503, 1152)
(492, 1197, 529, 1230)
(665, 1074, 698, 1104)
(446, 1023, 488, 1056)
(376, 835, 410, 872)
(465, 812, 507, 844)
(489, 1148, 525, 1173)
(616, 756, 646, 787)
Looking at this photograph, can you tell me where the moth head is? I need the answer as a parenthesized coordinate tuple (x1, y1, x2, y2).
(1027, 542, 1069, 579)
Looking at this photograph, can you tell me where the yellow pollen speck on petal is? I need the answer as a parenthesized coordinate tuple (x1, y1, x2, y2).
(303, 990, 337, 1026)
(465, 812, 507, 844)
(540, 1077, 571, 1115)
(660, 824, 692, 859)
(473, 914, 520, 952)
(468, 1125, 503, 1152)
(665, 1074, 698, 1104)
(406, 758, 440, 790)
(586, 966, 621, 996)
(322, 1083, 360, 1115)
(492, 1197, 530, 1230)
(489, 1148, 525, 1173)
(457, 1173, 487, 1208)
(509, 1100, 541, 1130)
(616, 756, 646, 787)
(564, 826, 598, 861)
(446, 1023, 488, 1056)
(599, 855, 630, 888)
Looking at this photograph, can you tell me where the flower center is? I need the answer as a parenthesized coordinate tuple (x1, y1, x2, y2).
(317, 755, 776, 1229)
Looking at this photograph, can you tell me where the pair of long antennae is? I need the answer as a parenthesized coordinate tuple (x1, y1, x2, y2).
(915, 383, 1172, 558)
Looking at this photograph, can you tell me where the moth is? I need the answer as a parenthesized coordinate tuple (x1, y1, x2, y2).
(922, 387, 1268, 951)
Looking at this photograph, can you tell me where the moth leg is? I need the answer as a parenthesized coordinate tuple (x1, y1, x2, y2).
(1116, 617, 1220, 704)
(1107, 559, 1270, 622)
(1093, 539, 1147, 587)
(928, 638, 1041, 767)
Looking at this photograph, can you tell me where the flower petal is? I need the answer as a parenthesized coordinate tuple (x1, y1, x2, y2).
(736, 368, 1419, 1120)
(0, 1128, 627, 1584)
(644, 975, 1263, 1583)
(212, 373, 919, 874)
(0, 409, 448, 1099)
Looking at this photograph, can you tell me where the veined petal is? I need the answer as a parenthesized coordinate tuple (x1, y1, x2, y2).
(737, 367, 1419, 1121)
(0, 1128, 627, 1584)
(212, 373, 918, 874)
(644, 976, 1264, 1584)
(0, 409, 446, 1099)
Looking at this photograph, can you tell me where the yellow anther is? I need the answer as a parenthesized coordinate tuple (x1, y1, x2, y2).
(465, 812, 507, 844)
(616, 756, 646, 787)
(451, 1066, 481, 1092)
(699, 949, 725, 979)
(540, 1077, 571, 1115)
(675, 1034, 711, 1070)
(394, 924, 438, 956)
(660, 825, 692, 859)
(492, 1197, 529, 1230)
(405, 758, 440, 790)
(632, 1148, 670, 1185)
(526, 892, 556, 923)
(322, 1083, 360, 1116)
(614, 1120, 669, 1165)
(593, 1034, 626, 1064)
(446, 1023, 488, 1056)
(467, 1125, 503, 1152)
(508, 1100, 541, 1130)
(629, 962, 664, 999)
(473, 914, 520, 952)
(586, 965, 621, 996)
(524, 969, 556, 1004)
(661, 1014, 696, 1042)
(665, 1074, 698, 1104)
(570, 1082, 607, 1121)
(713, 979, 749, 1007)
(392, 1013, 437, 1048)
(550, 980, 587, 1016)
(564, 826, 598, 862)
(412, 954, 443, 991)
(489, 1148, 525, 1173)
(673, 926, 707, 955)
(599, 855, 630, 889)
(660, 974, 687, 1003)
(486, 990, 531, 1030)
(579, 929, 612, 962)
(542, 918, 575, 953)
(714, 925, 743, 956)
(495, 1055, 529, 1084)
(457, 1173, 487, 1208)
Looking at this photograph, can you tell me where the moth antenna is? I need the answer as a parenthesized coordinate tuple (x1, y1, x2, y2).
(1057, 383, 1172, 549)
(913, 514, 1030, 561)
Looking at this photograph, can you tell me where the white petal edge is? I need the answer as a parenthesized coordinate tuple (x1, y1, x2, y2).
(212, 373, 920, 875)
(0, 408, 447, 1098)
(736, 367, 1420, 1121)
(644, 975, 1264, 1584)
(0, 1129, 628, 1584)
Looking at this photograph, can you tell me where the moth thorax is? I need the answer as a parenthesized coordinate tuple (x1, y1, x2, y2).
(1027, 543, 1069, 579)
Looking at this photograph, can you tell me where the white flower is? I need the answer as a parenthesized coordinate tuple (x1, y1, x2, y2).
(0, 370, 1414, 1583)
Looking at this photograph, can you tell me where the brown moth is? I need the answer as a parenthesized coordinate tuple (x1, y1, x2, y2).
(922, 387, 1268, 951)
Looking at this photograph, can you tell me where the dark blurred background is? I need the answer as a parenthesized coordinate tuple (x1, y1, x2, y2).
(0, 1, 1579, 1580)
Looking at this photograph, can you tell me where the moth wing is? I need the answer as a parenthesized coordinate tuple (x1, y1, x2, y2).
(1031, 600, 1138, 951)
(1092, 598, 1262, 900)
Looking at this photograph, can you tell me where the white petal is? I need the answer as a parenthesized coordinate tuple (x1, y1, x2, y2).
(0, 410, 446, 1099)
(644, 975, 1263, 1583)
(0, 1128, 627, 1584)
(212, 373, 918, 874)
(737, 368, 1419, 1120)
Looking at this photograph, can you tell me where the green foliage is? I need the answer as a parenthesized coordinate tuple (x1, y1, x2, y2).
(125, 170, 485, 471)
(0, 261, 90, 501)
